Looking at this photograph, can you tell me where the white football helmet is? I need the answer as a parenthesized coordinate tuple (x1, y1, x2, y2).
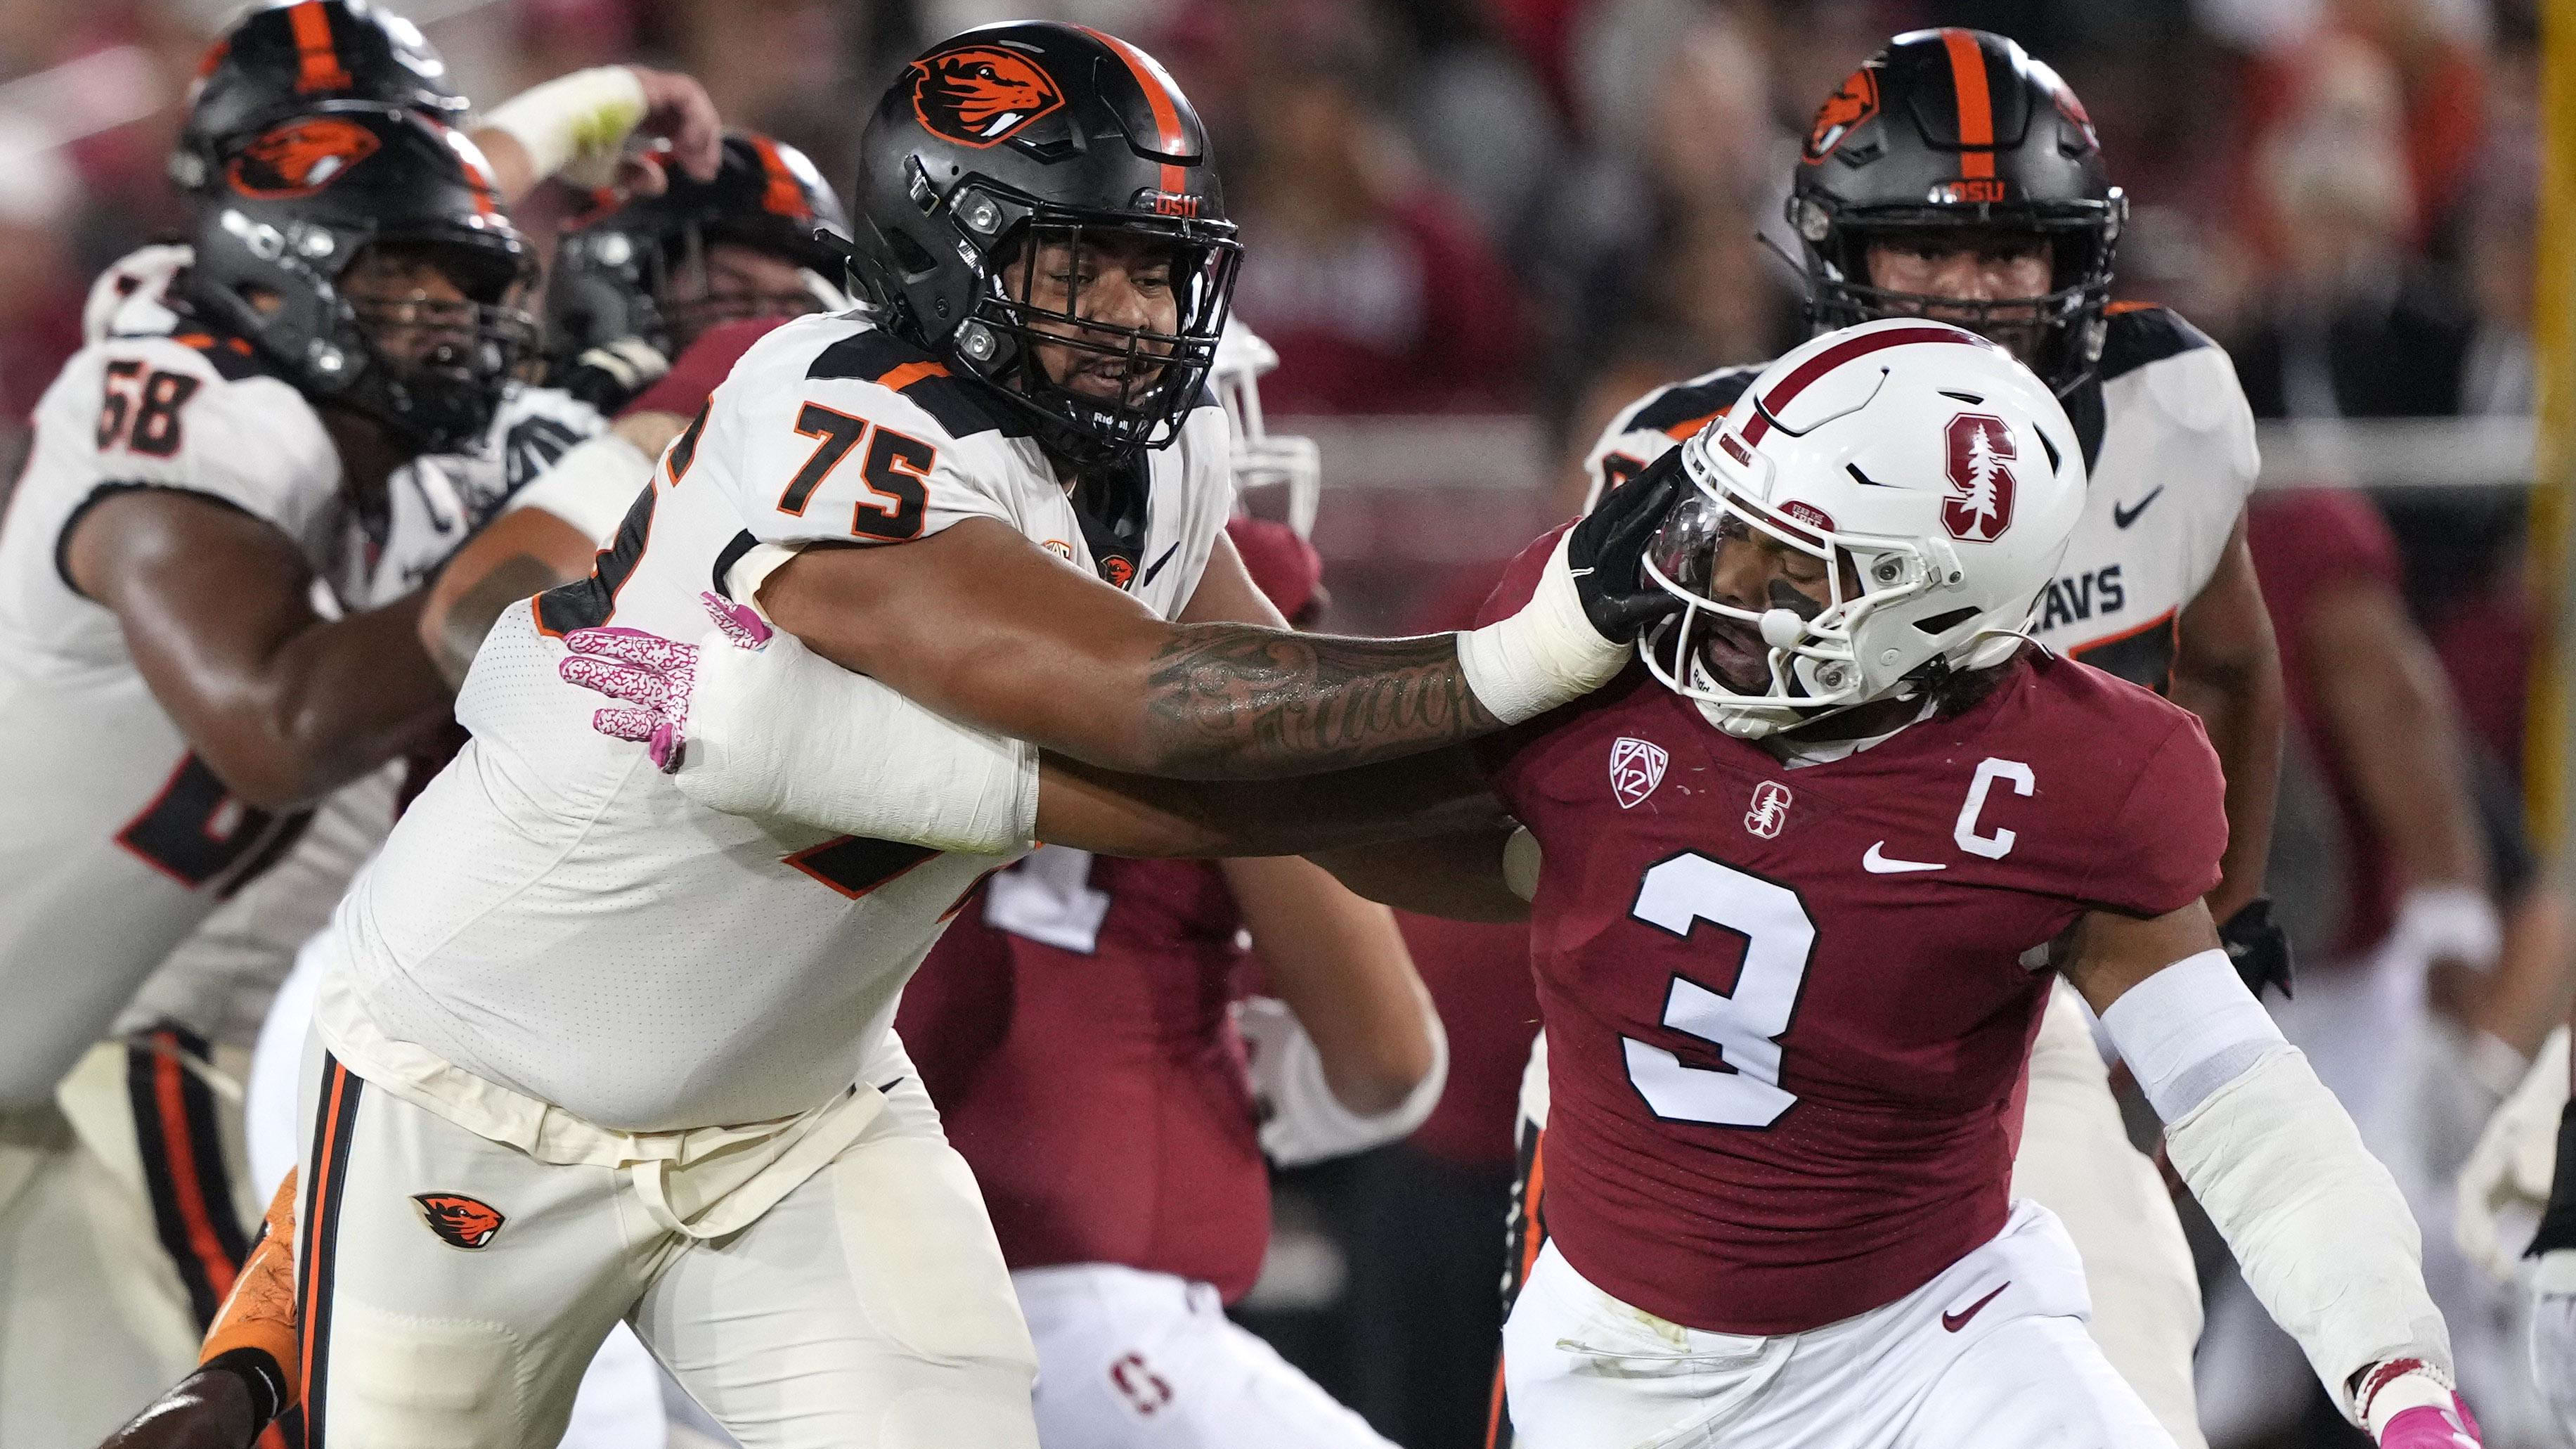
(1643, 318, 2085, 738)
(1212, 321, 1321, 538)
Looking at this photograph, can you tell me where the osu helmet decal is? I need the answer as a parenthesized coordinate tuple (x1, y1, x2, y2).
(227, 115, 382, 198)
(909, 44, 1066, 148)
(412, 1192, 506, 1249)
(1804, 66, 1879, 163)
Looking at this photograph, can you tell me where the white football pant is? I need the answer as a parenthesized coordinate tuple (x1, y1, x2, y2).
(1015, 1263, 1393, 1449)
(1503, 1202, 2171, 1449)
(291, 1031, 1037, 1449)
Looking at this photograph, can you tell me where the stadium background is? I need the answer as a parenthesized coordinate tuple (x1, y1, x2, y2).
(0, 1, 2565, 1446)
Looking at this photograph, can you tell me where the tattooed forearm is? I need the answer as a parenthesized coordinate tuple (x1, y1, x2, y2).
(432, 553, 574, 689)
(1141, 625, 1502, 778)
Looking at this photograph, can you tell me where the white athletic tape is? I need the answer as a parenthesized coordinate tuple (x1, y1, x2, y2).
(1456, 532, 1629, 725)
(2099, 948, 2281, 1121)
(677, 625, 1037, 857)
(1239, 996, 1448, 1168)
(482, 66, 648, 188)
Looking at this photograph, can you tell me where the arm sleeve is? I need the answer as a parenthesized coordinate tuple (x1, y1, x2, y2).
(2081, 716, 2229, 916)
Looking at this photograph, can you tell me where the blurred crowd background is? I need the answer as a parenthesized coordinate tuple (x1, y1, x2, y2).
(0, 0, 2563, 1446)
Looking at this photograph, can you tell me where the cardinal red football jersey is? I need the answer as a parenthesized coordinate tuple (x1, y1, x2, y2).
(1475, 529, 2225, 1335)
(897, 849, 1271, 1301)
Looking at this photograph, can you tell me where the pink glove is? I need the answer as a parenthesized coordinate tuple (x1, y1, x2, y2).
(557, 593, 769, 771)
(2378, 1395, 2481, 1448)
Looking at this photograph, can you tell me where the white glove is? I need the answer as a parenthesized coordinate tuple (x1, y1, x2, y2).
(481, 66, 649, 188)
(2457, 1026, 2568, 1282)
(1236, 995, 1446, 1168)
(2390, 884, 2504, 974)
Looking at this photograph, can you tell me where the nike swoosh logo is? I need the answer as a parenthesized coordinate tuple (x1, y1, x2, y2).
(1863, 842, 1946, 874)
(2112, 486, 2165, 529)
(1139, 542, 1182, 588)
(1941, 1281, 2009, 1332)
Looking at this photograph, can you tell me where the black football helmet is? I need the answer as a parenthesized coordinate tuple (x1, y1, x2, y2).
(171, 0, 466, 196)
(846, 22, 1240, 470)
(1787, 29, 2124, 395)
(545, 131, 853, 365)
(185, 108, 536, 453)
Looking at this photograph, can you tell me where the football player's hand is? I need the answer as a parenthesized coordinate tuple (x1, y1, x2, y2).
(96, 1359, 269, 1449)
(2376, 1396, 2482, 1448)
(554, 337, 671, 416)
(2218, 895, 2295, 1000)
(1565, 442, 1690, 643)
(560, 593, 769, 771)
(623, 66, 722, 185)
(2456, 1026, 2568, 1281)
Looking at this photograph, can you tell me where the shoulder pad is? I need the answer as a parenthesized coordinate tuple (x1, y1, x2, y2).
(2097, 304, 2213, 384)
(804, 327, 1033, 444)
(1626, 366, 1763, 441)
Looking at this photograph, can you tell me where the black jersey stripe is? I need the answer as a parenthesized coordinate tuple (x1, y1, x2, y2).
(806, 330, 1033, 442)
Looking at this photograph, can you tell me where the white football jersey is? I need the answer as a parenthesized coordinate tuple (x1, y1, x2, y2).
(0, 323, 342, 1103)
(1584, 305, 2260, 690)
(328, 312, 1236, 1131)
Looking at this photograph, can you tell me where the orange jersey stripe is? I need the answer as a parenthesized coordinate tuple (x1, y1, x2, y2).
(297, 1062, 349, 1414)
(878, 359, 952, 392)
(151, 1044, 240, 1303)
(1079, 26, 1190, 195)
(286, 2, 352, 94)
(1941, 29, 1995, 180)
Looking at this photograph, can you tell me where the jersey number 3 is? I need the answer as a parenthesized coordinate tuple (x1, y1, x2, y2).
(1624, 853, 1814, 1128)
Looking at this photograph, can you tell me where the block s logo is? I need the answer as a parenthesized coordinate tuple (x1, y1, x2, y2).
(1941, 413, 2017, 543)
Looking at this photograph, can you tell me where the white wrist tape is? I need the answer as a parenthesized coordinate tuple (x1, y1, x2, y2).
(679, 626, 1037, 856)
(2101, 948, 2282, 1120)
(2158, 1044, 2452, 1418)
(2390, 884, 2504, 973)
(2360, 1366, 2457, 1438)
(1241, 996, 1448, 1168)
(504, 430, 652, 545)
(1456, 532, 1629, 724)
(481, 66, 648, 187)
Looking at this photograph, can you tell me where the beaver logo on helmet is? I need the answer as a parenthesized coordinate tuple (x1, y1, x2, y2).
(227, 115, 382, 198)
(411, 1192, 506, 1250)
(1804, 66, 1879, 162)
(910, 44, 1065, 148)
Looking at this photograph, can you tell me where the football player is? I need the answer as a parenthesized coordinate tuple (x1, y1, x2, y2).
(568, 321, 2478, 1448)
(1507, 30, 2286, 1445)
(0, 106, 548, 1441)
(898, 515, 1436, 1449)
(275, 21, 1672, 1444)
(2458, 1021, 2576, 1441)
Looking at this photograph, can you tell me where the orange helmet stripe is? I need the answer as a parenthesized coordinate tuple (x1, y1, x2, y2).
(748, 134, 808, 218)
(287, 1, 353, 93)
(1076, 26, 1188, 195)
(1940, 28, 1995, 179)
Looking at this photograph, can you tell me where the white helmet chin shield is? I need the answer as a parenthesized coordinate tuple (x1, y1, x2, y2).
(1640, 318, 2086, 738)
(1213, 321, 1321, 538)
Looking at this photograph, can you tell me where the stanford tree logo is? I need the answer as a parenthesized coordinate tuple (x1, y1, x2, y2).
(1941, 413, 2017, 542)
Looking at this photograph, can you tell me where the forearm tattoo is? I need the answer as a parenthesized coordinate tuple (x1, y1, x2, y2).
(1143, 625, 1501, 778)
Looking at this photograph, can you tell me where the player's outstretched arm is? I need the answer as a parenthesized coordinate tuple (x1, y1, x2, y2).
(2169, 518, 2290, 990)
(67, 491, 453, 811)
(2064, 906, 2478, 1446)
(754, 455, 1683, 781)
(472, 65, 722, 203)
(96, 1171, 299, 1449)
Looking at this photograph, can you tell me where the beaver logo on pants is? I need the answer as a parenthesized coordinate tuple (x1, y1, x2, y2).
(412, 1192, 507, 1250)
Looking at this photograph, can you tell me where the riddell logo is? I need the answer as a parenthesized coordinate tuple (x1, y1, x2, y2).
(412, 1193, 505, 1250)
(908, 45, 1065, 148)
(1744, 780, 1794, 838)
(1609, 737, 1667, 809)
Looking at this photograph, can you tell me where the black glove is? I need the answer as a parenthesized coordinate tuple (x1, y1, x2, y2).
(553, 337, 671, 415)
(2218, 895, 2294, 1000)
(1565, 443, 1690, 643)
(96, 1350, 280, 1449)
